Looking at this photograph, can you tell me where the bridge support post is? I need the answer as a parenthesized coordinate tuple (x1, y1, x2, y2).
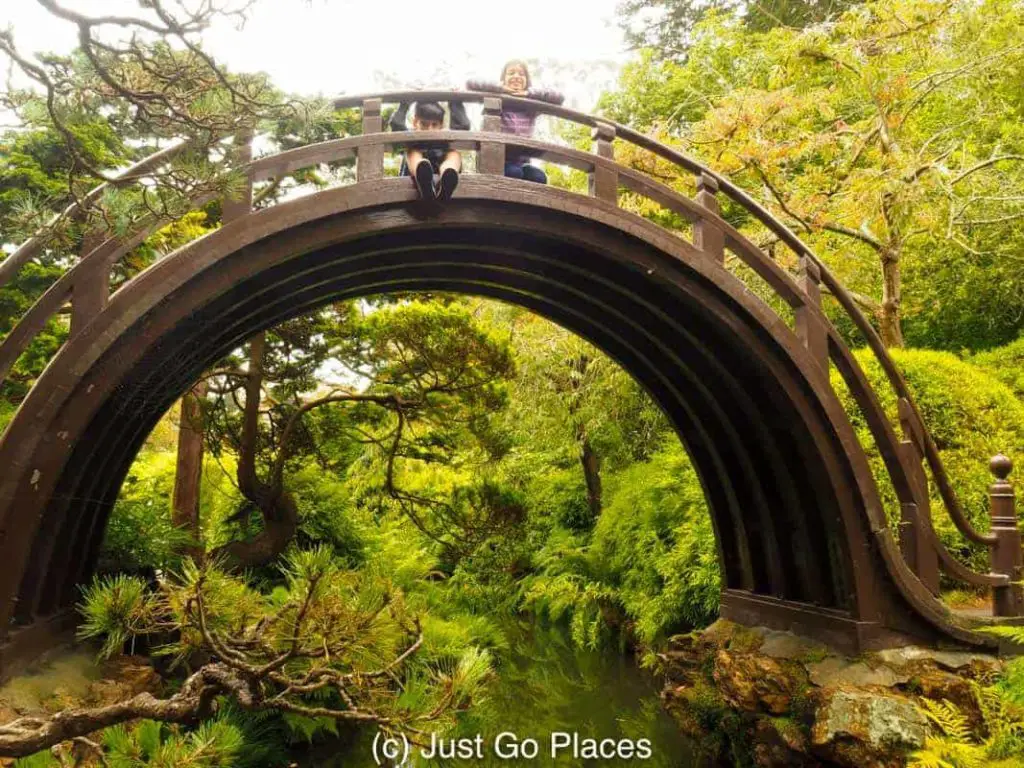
(693, 173, 725, 265)
(989, 454, 1024, 617)
(897, 398, 940, 595)
(479, 97, 505, 175)
(70, 232, 107, 337)
(589, 122, 617, 204)
(358, 99, 384, 181)
(794, 256, 829, 373)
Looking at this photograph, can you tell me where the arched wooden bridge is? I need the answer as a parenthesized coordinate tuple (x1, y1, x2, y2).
(0, 92, 1021, 672)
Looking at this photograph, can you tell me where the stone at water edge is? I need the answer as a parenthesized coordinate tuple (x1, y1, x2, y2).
(712, 648, 806, 715)
(811, 688, 927, 767)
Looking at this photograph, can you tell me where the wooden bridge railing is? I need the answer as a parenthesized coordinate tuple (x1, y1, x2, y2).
(1, 90, 1020, 621)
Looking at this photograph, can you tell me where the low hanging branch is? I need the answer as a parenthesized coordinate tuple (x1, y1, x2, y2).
(0, 550, 486, 759)
(0, 0, 306, 250)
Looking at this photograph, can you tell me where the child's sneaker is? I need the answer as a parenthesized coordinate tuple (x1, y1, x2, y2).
(414, 159, 434, 200)
(437, 167, 459, 201)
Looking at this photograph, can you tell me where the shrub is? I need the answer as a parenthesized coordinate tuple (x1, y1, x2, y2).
(972, 336, 1024, 401)
(590, 441, 720, 644)
(524, 440, 721, 650)
(287, 464, 365, 566)
(101, 451, 190, 574)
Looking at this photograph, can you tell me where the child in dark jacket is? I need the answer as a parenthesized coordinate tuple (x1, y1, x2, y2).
(389, 99, 469, 201)
(467, 60, 564, 184)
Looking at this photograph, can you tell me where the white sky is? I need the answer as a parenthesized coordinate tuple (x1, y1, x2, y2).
(0, 0, 630, 110)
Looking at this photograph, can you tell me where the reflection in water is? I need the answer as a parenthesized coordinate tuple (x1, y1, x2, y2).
(295, 621, 700, 766)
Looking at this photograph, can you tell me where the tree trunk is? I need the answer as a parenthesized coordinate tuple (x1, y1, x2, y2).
(171, 380, 206, 559)
(576, 425, 602, 519)
(236, 331, 266, 503)
(566, 354, 602, 520)
(879, 246, 904, 348)
(213, 331, 299, 569)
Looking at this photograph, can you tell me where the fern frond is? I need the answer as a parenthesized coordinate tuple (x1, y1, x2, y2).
(910, 734, 986, 768)
(980, 625, 1024, 646)
(921, 698, 973, 743)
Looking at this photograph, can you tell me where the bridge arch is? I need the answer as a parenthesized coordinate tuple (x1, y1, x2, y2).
(0, 177, 979, 656)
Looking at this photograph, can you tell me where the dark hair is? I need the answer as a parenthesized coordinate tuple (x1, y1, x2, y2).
(413, 101, 445, 123)
(500, 59, 532, 89)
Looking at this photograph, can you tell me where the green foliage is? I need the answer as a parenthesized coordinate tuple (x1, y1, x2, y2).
(590, 441, 720, 643)
(0, 260, 68, 406)
(981, 625, 1024, 647)
(287, 464, 365, 566)
(525, 441, 719, 650)
(73, 545, 492, 746)
(0, 124, 124, 236)
(972, 337, 1024, 401)
(77, 574, 162, 660)
(524, 571, 621, 650)
(100, 450, 193, 574)
(999, 658, 1024, 709)
(100, 716, 244, 767)
(604, 0, 1024, 350)
(618, 0, 859, 59)
(910, 684, 1024, 768)
(832, 348, 1024, 573)
(11, 753, 58, 768)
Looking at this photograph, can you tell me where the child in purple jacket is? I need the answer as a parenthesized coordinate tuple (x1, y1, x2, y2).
(468, 60, 564, 184)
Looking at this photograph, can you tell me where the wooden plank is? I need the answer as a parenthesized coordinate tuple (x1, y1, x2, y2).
(223, 132, 254, 220)
(70, 262, 108, 337)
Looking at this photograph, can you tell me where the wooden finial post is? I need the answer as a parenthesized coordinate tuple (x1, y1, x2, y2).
(589, 121, 617, 204)
(357, 98, 383, 182)
(479, 97, 505, 175)
(990, 454, 1023, 616)
(693, 173, 724, 264)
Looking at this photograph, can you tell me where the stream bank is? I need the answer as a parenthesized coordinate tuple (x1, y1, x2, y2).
(660, 620, 1004, 767)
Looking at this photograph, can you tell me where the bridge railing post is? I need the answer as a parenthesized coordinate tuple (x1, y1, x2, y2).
(479, 97, 505, 175)
(794, 256, 829, 373)
(357, 98, 384, 182)
(693, 173, 725, 265)
(989, 454, 1024, 617)
(69, 232, 107, 337)
(897, 398, 941, 595)
(589, 121, 618, 204)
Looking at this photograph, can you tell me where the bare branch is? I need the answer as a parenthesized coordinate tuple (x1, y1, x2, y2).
(951, 155, 1024, 186)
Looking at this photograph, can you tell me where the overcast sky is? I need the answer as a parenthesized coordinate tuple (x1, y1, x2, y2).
(1, 0, 631, 109)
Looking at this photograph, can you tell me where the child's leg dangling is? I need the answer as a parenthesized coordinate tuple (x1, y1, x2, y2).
(406, 149, 434, 200)
(521, 164, 547, 184)
(436, 150, 462, 202)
